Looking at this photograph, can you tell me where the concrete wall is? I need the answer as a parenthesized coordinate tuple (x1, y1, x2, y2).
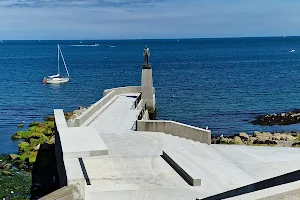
(103, 86, 141, 96)
(75, 86, 142, 127)
(137, 120, 211, 144)
(54, 109, 68, 187)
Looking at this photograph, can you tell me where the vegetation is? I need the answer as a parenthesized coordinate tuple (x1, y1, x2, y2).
(0, 154, 32, 200)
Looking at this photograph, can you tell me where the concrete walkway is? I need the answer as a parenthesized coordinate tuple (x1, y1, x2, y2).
(56, 91, 300, 200)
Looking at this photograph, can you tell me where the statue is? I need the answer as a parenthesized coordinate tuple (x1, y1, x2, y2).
(142, 45, 151, 69)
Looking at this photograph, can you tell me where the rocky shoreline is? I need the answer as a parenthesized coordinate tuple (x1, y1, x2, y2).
(251, 109, 300, 126)
(212, 131, 300, 147)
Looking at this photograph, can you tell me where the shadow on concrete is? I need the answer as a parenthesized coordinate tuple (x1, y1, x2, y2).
(30, 143, 59, 200)
(198, 169, 300, 200)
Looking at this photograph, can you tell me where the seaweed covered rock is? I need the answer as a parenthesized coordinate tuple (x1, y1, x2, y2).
(18, 142, 33, 153)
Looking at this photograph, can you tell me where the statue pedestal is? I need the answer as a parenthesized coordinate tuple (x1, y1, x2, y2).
(141, 67, 155, 111)
(142, 63, 151, 69)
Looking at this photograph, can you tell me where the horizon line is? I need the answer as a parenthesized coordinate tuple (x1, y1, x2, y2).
(1, 36, 299, 41)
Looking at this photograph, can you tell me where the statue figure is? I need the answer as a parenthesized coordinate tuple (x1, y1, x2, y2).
(143, 45, 150, 64)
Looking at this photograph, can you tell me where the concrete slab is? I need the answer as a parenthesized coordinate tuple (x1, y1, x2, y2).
(59, 127, 108, 159)
(225, 180, 300, 200)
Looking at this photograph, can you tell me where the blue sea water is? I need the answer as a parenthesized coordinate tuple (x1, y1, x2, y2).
(1, 37, 300, 154)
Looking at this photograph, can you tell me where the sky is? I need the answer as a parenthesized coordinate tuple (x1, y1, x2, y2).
(0, 0, 299, 39)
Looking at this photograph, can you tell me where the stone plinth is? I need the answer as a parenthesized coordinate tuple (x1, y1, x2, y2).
(141, 67, 155, 110)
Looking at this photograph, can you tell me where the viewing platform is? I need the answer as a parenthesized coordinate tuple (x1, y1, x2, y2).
(44, 65, 300, 200)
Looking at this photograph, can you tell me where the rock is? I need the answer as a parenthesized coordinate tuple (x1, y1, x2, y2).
(286, 134, 296, 141)
(272, 133, 282, 140)
(253, 139, 277, 145)
(29, 121, 40, 127)
(11, 133, 22, 140)
(2, 170, 12, 176)
(238, 132, 249, 141)
(0, 161, 7, 169)
(9, 154, 19, 160)
(17, 123, 24, 128)
(19, 163, 28, 169)
(34, 144, 40, 151)
(233, 136, 243, 145)
(265, 140, 277, 145)
(251, 110, 300, 126)
(18, 142, 32, 153)
(3, 163, 12, 170)
(48, 136, 55, 144)
(253, 132, 272, 139)
(292, 142, 300, 147)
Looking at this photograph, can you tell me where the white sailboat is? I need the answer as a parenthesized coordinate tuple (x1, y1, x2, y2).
(43, 44, 70, 84)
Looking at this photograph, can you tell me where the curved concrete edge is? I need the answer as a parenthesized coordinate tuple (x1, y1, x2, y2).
(75, 90, 116, 127)
(136, 120, 211, 144)
(75, 86, 142, 127)
(103, 86, 142, 96)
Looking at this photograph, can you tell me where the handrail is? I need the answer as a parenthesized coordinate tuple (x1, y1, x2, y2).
(131, 103, 147, 130)
(131, 93, 142, 110)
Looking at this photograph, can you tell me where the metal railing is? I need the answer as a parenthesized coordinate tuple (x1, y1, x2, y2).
(131, 103, 147, 131)
(131, 93, 142, 110)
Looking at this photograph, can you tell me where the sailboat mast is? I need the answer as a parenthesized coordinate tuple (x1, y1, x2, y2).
(59, 47, 70, 78)
(57, 44, 60, 75)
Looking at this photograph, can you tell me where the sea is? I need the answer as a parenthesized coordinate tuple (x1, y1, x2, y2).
(1, 37, 300, 154)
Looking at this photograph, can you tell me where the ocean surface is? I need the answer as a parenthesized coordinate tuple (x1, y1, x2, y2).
(1, 37, 300, 154)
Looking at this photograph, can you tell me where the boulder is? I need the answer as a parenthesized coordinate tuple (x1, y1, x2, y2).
(2, 170, 12, 176)
(272, 133, 282, 140)
(18, 142, 32, 153)
(19, 163, 28, 170)
(3, 163, 12, 170)
(34, 144, 41, 151)
(233, 136, 243, 145)
(9, 154, 19, 160)
(292, 142, 300, 147)
(238, 132, 249, 141)
(48, 136, 55, 145)
(253, 132, 272, 140)
(286, 134, 296, 141)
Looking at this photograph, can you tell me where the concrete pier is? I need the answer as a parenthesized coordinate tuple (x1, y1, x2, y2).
(44, 64, 300, 200)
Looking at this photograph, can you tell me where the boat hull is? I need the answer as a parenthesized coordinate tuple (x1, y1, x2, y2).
(45, 77, 69, 84)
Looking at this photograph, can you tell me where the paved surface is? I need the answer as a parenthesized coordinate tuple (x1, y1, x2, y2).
(226, 180, 300, 200)
(62, 92, 300, 199)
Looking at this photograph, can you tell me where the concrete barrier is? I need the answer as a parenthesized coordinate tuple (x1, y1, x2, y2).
(137, 120, 211, 144)
(74, 90, 116, 127)
(103, 86, 141, 96)
(75, 86, 142, 127)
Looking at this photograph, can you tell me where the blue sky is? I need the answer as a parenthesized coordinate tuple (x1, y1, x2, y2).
(0, 0, 299, 39)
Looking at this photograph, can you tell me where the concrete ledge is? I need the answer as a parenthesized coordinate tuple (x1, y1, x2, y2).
(40, 185, 84, 200)
(137, 120, 211, 144)
(81, 95, 119, 126)
(54, 109, 68, 131)
(59, 127, 108, 159)
(103, 86, 141, 96)
(162, 150, 201, 186)
(75, 86, 142, 127)
(75, 90, 116, 127)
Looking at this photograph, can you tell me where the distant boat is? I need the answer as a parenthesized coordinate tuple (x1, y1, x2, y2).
(80, 40, 82, 44)
(69, 44, 99, 47)
(109, 45, 116, 48)
(43, 44, 70, 84)
(0, 40, 3, 43)
(289, 49, 296, 53)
